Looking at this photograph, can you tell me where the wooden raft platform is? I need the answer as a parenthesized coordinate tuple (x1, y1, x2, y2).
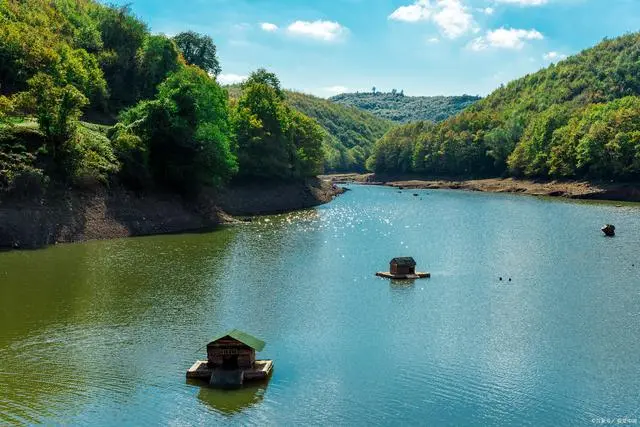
(376, 272, 430, 279)
(186, 360, 273, 382)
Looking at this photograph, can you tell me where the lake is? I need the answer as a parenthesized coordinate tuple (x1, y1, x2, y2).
(1, 185, 639, 426)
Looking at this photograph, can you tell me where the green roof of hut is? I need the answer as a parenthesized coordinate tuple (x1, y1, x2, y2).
(208, 329, 266, 352)
(391, 257, 416, 267)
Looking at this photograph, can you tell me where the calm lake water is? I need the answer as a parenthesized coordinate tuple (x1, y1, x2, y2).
(1, 185, 639, 426)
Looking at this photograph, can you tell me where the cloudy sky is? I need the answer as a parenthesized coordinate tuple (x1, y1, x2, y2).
(114, 0, 640, 97)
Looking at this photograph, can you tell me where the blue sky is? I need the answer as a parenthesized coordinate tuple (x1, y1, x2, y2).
(113, 0, 640, 97)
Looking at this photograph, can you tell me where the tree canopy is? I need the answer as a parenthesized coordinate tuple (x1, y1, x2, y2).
(232, 69, 324, 180)
(331, 92, 481, 124)
(173, 31, 221, 77)
(112, 66, 236, 191)
(0, 0, 330, 194)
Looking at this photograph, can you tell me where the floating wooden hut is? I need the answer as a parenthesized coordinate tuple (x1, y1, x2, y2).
(187, 329, 273, 388)
(376, 257, 430, 279)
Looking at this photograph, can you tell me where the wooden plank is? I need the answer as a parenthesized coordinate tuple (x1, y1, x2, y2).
(376, 272, 430, 279)
(186, 359, 274, 381)
(186, 360, 212, 379)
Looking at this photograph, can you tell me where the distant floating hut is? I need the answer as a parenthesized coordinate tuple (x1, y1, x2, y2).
(187, 329, 273, 388)
(376, 257, 430, 279)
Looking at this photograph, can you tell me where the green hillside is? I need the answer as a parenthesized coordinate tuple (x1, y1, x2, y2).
(227, 86, 393, 172)
(369, 33, 640, 180)
(286, 92, 392, 172)
(0, 0, 329, 195)
(330, 92, 481, 123)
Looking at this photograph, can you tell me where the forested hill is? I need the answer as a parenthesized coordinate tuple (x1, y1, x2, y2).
(226, 86, 393, 172)
(286, 92, 392, 172)
(0, 0, 338, 198)
(369, 32, 640, 181)
(330, 92, 481, 123)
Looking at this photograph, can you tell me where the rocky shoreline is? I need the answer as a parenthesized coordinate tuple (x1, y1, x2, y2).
(0, 178, 344, 250)
(323, 173, 640, 203)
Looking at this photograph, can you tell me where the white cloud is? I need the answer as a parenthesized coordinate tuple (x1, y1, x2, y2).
(427, 37, 440, 43)
(488, 28, 543, 48)
(389, 0, 476, 39)
(433, 0, 475, 38)
(482, 7, 494, 15)
(495, 0, 547, 5)
(217, 74, 247, 85)
(287, 20, 347, 42)
(543, 51, 567, 61)
(468, 37, 488, 51)
(389, 0, 432, 22)
(469, 27, 543, 50)
(260, 22, 278, 32)
(232, 23, 251, 31)
(323, 86, 349, 94)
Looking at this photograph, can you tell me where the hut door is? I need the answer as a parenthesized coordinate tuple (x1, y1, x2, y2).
(222, 354, 239, 370)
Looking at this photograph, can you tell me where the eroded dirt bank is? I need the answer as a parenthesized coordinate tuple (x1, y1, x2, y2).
(0, 178, 344, 250)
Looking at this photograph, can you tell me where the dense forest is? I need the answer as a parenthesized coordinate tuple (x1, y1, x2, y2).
(0, 0, 327, 196)
(226, 86, 393, 172)
(4, 0, 640, 194)
(369, 33, 640, 181)
(331, 92, 481, 123)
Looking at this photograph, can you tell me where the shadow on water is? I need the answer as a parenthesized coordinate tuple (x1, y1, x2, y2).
(188, 378, 268, 416)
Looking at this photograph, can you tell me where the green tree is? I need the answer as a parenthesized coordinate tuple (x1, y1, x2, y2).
(54, 44, 108, 107)
(289, 110, 325, 176)
(233, 69, 294, 179)
(136, 35, 183, 100)
(508, 105, 571, 177)
(485, 115, 524, 173)
(96, 4, 148, 107)
(114, 66, 236, 191)
(173, 31, 221, 76)
(232, 69, 326, 179)
(18, 73, 88, 157)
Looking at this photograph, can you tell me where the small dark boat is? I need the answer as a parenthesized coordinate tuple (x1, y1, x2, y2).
(601, 224, 615, 237)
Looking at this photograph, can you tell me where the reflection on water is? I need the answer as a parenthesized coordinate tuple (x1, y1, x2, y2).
(389, 278, 418, 287)
(1, 185, 640, 425)
(190, 380, 267, 416)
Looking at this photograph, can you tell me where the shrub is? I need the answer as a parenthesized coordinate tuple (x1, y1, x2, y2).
(111, 129, 151, 188)
(65, 125, 119, 186)
(0, 128, 46, 194)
